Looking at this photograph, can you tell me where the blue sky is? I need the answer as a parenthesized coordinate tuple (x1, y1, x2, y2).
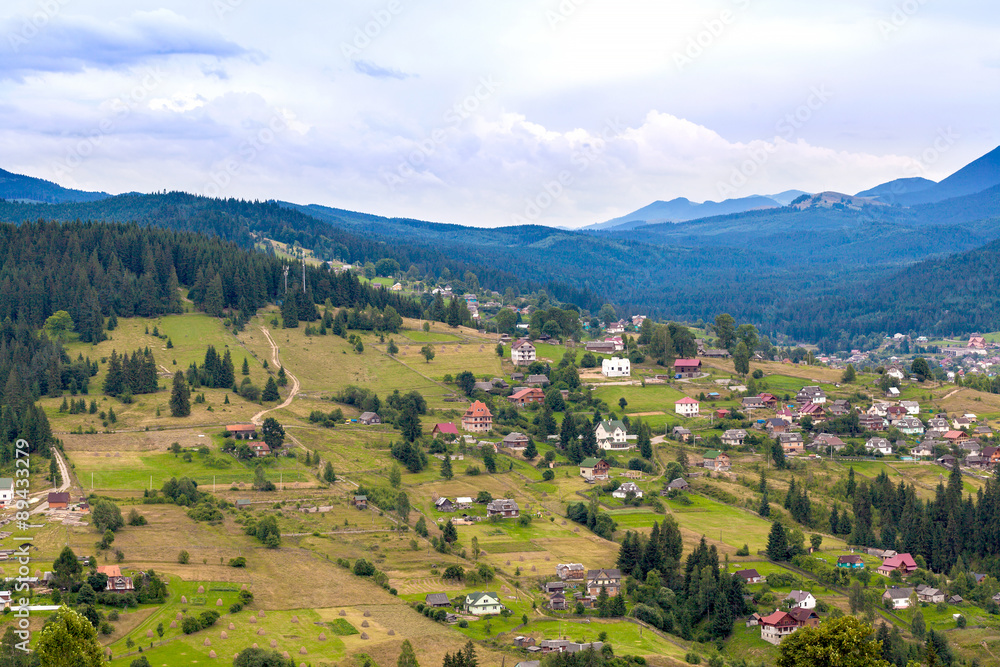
(1, 0, 997, 227)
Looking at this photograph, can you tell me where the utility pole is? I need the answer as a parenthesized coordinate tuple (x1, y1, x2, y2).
(283, 265, 289, 293)
(302, 258, 306, 291)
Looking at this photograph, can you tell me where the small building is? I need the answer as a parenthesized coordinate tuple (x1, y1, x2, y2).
(464, 591, 503, 615)
(250, 442, 271, 457)
(916, 584, 945, 604)
(760, 610, 799, 645)
(435, 498, 455, 512)
(226, 424, 258, 440)
(672, 426, 692, 442)
(674, 359, 702, 378)
(787, 607, 820, 628)
(837, 555, 865, 569)
(735, 569, 764, 584)
(508, 388, 545, 408)
(486, 498, 520, 518)
(47, 492, 70, 510)
(235, 499, 252, 510)
(785, 590, 816, 610)
(702, 450, 731, 472)
(586, 569, 622, 596)
(352, 495, 368, 510)
(462, 401, 493, 433)
(525, 375, 550, 388)
(877, 553, 918, 577)
(675, 397, 700, 417)
(425, 593, 451, 608)
(431, 423, 459, 439)
(549, 591, 568, 610)
(882, 587, 914, 609)
(721, 429, 747, 447)
(665, 478, 690, 492)
(511, 339, 537, 366)
(742, 396, 765, 410)
(556, 563, 586, 581)
(359, 412, 381, 425)
(580, 457, 610, 480)
(0, 478, 12, 507)
(612, 482, 643, 499)
(502, 432, 530, 450)
(601, 357, 631, 378)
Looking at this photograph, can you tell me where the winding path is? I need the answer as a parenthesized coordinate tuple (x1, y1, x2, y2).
(251, 326, 301, 425)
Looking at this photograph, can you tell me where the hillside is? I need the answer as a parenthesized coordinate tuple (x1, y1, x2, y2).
(0, 166, 109, 203)
(587, 195, 783, 229)
(897, 145, 1000, 205)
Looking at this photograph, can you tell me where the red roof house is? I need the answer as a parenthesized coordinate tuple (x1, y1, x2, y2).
(462, 401, 493, 433)
(877, 553, 918, 577)
(674, 359, 702, 377)
(431, 423, 459, 438)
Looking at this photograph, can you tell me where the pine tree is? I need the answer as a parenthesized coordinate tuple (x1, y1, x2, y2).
(277, 365, 287, 387)
(218, 349, 235, 388)
(441, 454, 453, 480)
(397, 639, 419, 667)
(639, 423, 652, 459)
(103, 351, 123, 396)
(323, 462, 336, 483)
(262, 376, 280, 402)
(766, 521, 788, 561)
(241, 357, 250, 375)
(169, 371, 191, 417)
(523, 438, 538, 460)
(846, 467, 856, 497)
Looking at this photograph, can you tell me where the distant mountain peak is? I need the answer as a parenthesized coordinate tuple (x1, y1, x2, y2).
(588, 193, 783, 230)
(0, 167, 109, 204)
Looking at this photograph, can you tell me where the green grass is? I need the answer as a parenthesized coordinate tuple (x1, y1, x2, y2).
(518, 618, 689, 660)
(400, 330, 463, 343)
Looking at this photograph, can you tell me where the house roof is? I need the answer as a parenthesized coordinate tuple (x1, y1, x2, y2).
(226, 424, 256, 431)
(667, 478, 689, 489)
(674, 358, 701, 367)
(838, 555, 863, 564)
(503, 432, 529, 443)
(464, 400, 493, 418)
(587, 568, 621, 579)
(487, 498, 519, 512)
(675, 397, 699, 405)
(703, 450, 725, 460)
(786, 590, 812, 603)
(510, 388, 543, 400)
(580, 457, 607, 468)
(425, 593, 451, 605)
(881, 553, 918, 570)
(760, 611, 793, 626)
(433, 423, 459, 434)
(735, 568, 761, 580)
(435, 498, 453, 507)
(465, 592, 500, 605)
(788, 608, 819, 623)
(598, 419, 626, 432)
(47, 492, 70, 504)
(512, 339, 535, 350)
(359, 411, 379, 420)
(884, 587, 913, 599)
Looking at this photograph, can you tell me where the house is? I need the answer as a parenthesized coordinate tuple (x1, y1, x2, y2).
(250, 442, 271, 457)
(785, 590, 816, 610)
(813, 433, 846, 452)
(916, 584, 945, 604)
(586, 569, 622, 596)
(877, 553, 918, 577)
(721, 429, 747, 447)
(742, 396, 765, 410)
(837, 555, 865, 569)
(944, 430, 969, 444)
(508, 388, 545, 408)
(464, 591, 503, 615)
(901, 401, 920, 415)
(513, 636, 537, 648)
(746, 612, 762, 628)
(525, 375, 550, 388)
(736, 569, 764, 584)
(462, 401, 493, 433)
(858, 414, 887, 431)
(937, 454, 957, 468)
(601, 357, 631, 378)
(799, 402, 825, 419)
(455, 496, 474, 509)
(0, 591, 11, 610)
(226, 424, 257, 439)
(235, 499, 252, 510)
(425, 593, 452, 608)
(431, 423, 459, 439)
(865, 437, 893, 456)
(543, 581, 567, 595)
(473, 381, 495, 393)
(886, 405, 907, 421)
(672, 426, 692, 442)
(556, 563, 586, 581)
(359, 412, 381, 425)
(896, 417, 924, 436)
(612, 482, 643, 499)
(435, 498, 455, 512)
(47, 492, 70, 509)
(702, 450, 731, 472)
(796, 386, 827, 404)
(97, 566, 135, 593)
(911, 443, 935, 458)
(580, 457, 610, 480)
(949, 595, 964, 605)
(882, 587, 914, 609)
(886, 366, 906, 381)
(759, 393, 779, 408)
(760, 610, 799, 645)
(665, 478, 690, 492)
(787, 607, 820, 628)
(0, 478, 11, 506)
(548, 591, 568, 610)
(715, 408, 731, 419)
(778, 432, 805, 455)
(675, 397, 700, 417)
(829, 400, 851, 416)
(674, 359, 702, 377)
(886, 387, 901, 399)
(352, 495, 367, 509)
(595, 420, 628, 450)
(486, 498, 519, 518)
(511, 339, 536, 366)
(776, 408, 798, 423)
(502, 432, 530, 450)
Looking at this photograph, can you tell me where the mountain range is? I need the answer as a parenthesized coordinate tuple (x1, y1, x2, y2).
(2, 145, 1000, 349)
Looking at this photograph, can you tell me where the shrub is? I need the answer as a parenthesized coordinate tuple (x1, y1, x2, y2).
(542, 469, 554, 481)
(178, 550, 190, 564)
(228, 556, 247, 568)
(229, 602, 243, 614)
(685, 653, 701, 665)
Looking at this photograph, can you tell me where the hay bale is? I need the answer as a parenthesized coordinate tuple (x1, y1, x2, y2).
(318, 632, 326, 641)
(241, 583, 248, 590)
(361, 620, 369, 628)
(388, 629, 395, 636)
(360, 632, 369, 640)
(270, 639, 278, 648)
(300, 647, 308, 655)
(253, 643, 259, 649)
(506, 560, 511, 566)
(216, 598, 223, 606)
(363, 610, 371, 617)
(249, 616, 257, 624)
(146, 630, 154, 638)
(197, 585, 206, 593)
(573, 527, 580, 533)
(169, 621, 177, 629)
(339, 609, 346, 616)
(181, 595, 188, 603)
(291, 615, 298, 623)
(209, 650, 217, 659)
(283, 652, 290, 659)
(258, 610, 266, 617)
(257, 628, 266, 636)
(203, 638, 212, 646)
(229, 623, 236, 630)
(531, 565, 536, 572)
(519, 555, 525, 562)
(176, 612, 183, 620)
(221, 631, 228, 639)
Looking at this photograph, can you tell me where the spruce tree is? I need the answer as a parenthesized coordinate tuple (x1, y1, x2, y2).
(262, 376, 280, 402)
(219, 349, 235, 388)
(523, 438, 538, 460)
(103, 351, 123, 396)
(639, 423, 653, 459)
(323, 461, 336, 483)
(766, 521, 788, 561)
(277, 365, 287, 387)
(441, 455, 453, 480)
(169, 371, 191, 417)
(241, 357, 250, 375)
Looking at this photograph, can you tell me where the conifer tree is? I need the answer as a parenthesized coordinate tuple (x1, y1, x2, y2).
(440, 455, 453, 480)
(262, 376, 280, 402)
(241, 357, 250, 375)
(277, 365, 287, 387)
(169, 371, 191, 417)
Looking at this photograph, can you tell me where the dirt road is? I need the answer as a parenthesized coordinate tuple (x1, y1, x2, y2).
(251, 326, 301, 425)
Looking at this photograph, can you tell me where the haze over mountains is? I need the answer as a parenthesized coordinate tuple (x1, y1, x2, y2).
(2, 145, 1000, 349)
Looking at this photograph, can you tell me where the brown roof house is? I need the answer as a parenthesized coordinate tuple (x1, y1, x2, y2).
(47, 492, 70, 510)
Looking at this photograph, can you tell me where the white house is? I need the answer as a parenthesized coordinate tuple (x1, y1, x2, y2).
(612, 482, 643, 499)
(595, 420, 629, 450)
(882, 587, 913, 610)
(866, 437, 893, 456)
(785, 590, 816, 610)
(511, 339, 536, 366)
(886, 367, 905, 381)
(896, 417, 925, 436)
(675, 397, 700, 417)
(900, 401, 920, 415)
(464, 592, 504, 615)
(601, 357, 631, 378)
(0, 478, 13, 507)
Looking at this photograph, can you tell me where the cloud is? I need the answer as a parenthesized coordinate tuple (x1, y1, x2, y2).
(0, 9, 246, 79)
(351, 59, 413, 80)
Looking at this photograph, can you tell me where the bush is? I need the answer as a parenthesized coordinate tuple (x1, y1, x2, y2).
(458, 619, 469, 628)
(443, 565, 465, 581)
(685, 653, 701, 664)
(178, 550, 190, 564)
(181, 616, 201, 634)
(353, 559, 376, 577)
(229, 602, 243, 614)
(736, 544, 750, 556)
(542, 469, 554, 481)
(228, 556, 247, 568)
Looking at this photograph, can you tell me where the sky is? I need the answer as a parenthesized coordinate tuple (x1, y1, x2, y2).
(1, 0, 998, 228)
